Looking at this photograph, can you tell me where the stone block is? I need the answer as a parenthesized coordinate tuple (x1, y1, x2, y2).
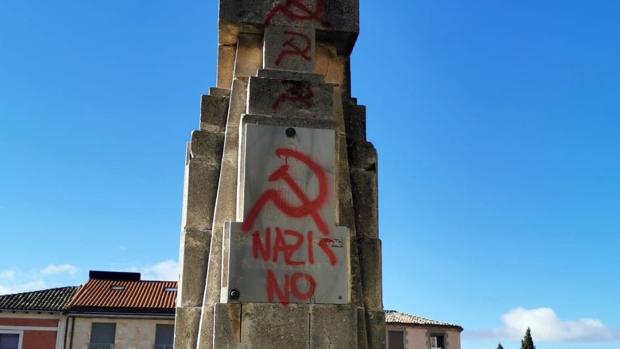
(358, 238, 382, 311)
(182, 159, 221, 231)
(350, 168, 378, 239)
(247, 76, 333, 119)
(209, 87, 231, 97)
(264, 25, 315, 73)
(365, 310, 386, 349)
(348, 239, 364, 307)
(242, 114, 335, 129)
(177, 229, 210, 307)
(219, 0, 359, 49)
(241, 303, 310, 349)
(315, 43, 345, 86)
(335, 129, 356, 231)
(309, 304, 358, 348)
(356, 307, 369, 349)
(213, 303, 242, 348)
(343, 98, 366, 143)
(257, 69, 325, 84)
(349, 141, 377, 171)
(200, 95, 229, 132)
(218, 44, 236, 89)
(174, 306, 201, 349)
(190, 130, 225, 164)
(233, 34, 263, 79)
(199, 79, 249, 319)
(197, 305, 215, 349)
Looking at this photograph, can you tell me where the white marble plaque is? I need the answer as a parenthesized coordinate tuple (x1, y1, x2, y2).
(224, 123, 350, 305)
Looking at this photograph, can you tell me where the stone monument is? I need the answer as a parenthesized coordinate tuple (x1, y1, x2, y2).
(174, 0, 384, 347)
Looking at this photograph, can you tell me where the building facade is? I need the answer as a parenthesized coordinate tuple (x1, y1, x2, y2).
(63, 271, 176, 349)
(0, 286, 78, 349)
(386, 311, 463, 349)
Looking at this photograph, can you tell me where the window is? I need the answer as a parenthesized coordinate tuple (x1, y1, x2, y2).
(388, 330, 404, 349)
(89, 323, 116, 349)
(155, 324, 174, 349)
(430, 334, 445, 349)
(0, 332, 21, 349)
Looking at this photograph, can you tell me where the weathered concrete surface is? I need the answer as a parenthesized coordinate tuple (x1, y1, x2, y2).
(310, 304, 359, 348)
(247, 76, 333, 118)
(213, 303, 241, 348)
(181, 129, 225, 233)
(233, 34, 263, 79)
(264, 25, 316, 72)
(366, 310, 386, 349)
(197, 77, 249, 349)
(200, 94, 229, 132)
(350, 168, 379, 239)
(315, 43, 345, 85)
(343, 98, 367, 142)
(196, 305, 215, 349)
(241, 303, 310, 349)
(177, 229, 211, 307)
(217, 45, 236, 90)
(359, 237, 383, 311)
(174, 306, 201, 349)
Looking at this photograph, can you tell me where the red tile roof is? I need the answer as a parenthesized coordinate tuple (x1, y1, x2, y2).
(68, 278, 177, 314)
(385, 310, 463, 331)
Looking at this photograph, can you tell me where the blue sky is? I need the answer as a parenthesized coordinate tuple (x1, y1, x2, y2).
(1, 1, 619, 349)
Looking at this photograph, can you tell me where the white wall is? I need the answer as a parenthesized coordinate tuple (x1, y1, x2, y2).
(387, 324, 461, 349)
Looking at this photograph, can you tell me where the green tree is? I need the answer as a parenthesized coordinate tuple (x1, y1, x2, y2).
(497, 344, 504, 349)
(521, 327, 536, 349)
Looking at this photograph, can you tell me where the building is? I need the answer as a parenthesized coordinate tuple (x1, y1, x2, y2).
(6, 273, 466, 349)
(385, 310, 463, 349)
(63, 271, 176, 349)
(0, 286, 78, 349)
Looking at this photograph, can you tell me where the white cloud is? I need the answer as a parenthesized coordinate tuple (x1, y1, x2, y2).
(41, 264, 78, 276)
(0, 263, 79, 295)
(0, 280, 47, 296)
(136, 260, 179, 281)
(465, 307, 620, 343)
(0, 270, 16, 281)
(0, 285, 12, 295)
(499, 307, 620, 342)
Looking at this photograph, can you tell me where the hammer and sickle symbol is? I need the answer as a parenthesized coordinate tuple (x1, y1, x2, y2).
(241, 148, 330, 235)
(272, 81, 314, 111)
(275, 31, 312, 66)
(264, 0, 332, 27)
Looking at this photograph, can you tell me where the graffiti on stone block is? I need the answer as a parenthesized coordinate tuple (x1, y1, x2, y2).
(264, 0, 331, 27)
(241, 148, 328, 235)
(272, 81, 314, 111)
(275, 30, 312, 66)
(241, 147, 339, 306)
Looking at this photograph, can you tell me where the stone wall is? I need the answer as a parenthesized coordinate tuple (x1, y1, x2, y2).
(175, 0, 385, 347)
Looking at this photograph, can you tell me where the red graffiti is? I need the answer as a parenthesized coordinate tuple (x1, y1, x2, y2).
(241, 148, 340, 306)
(251, 226, 335, 266)
(318, 238, 337, 266)
(266, 269, 317, 306)
(241, 148, 329, 235)
(276, 31, 312, 66)
(264, 0, 331, 27)
(272, 81, 314, 111)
